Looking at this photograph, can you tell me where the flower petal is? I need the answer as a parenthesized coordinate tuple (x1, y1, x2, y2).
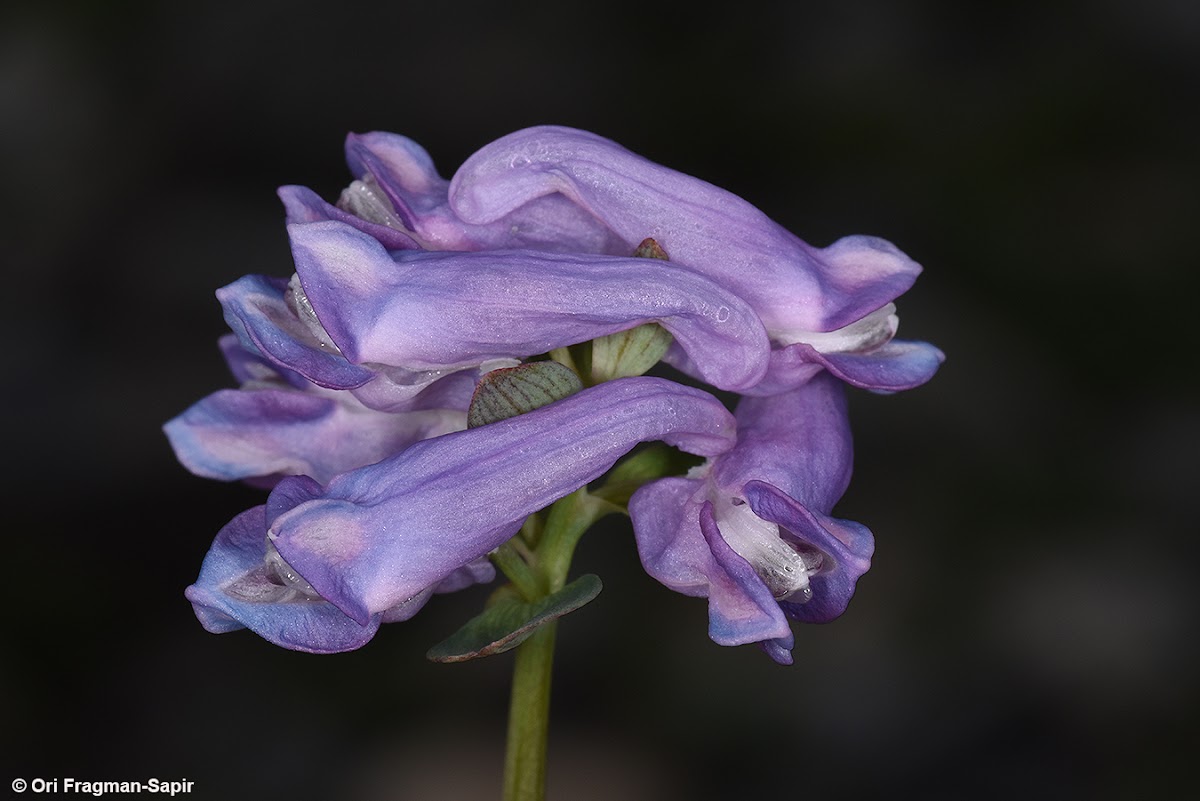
(630, 482, 795, 652)
(278, 183, 422, 251)
(449, 125, 921, 334)
(697, 502, 795, 647)
(270, 377, 737, 625)
(345, 131, 624, 254)
(742, 481, 874, 623)
(217, 274, 375, 390)
(289, 220, 771, 391)
(749, 339, 946, 395)
(714, 372, 854, 512)
(163, 386, 464, 486)
(184, 506, 383, 653)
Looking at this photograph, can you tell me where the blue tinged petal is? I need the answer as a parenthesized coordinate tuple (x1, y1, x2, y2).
(217, 274, 375, 391)
(269, 377, 737, 625)
(290, 220, 771, 391)
(185, 488, 499, 651)
(630, 373, 875, 662)
(697, 502, 794, 646)
(184, 506, 383, 653)
(163, 386, 464, 486)
(742, 481, 874, 624)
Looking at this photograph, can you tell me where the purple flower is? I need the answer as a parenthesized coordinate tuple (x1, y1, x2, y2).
(187, 377, 737, 650)
(164, 336, 467, 487)
(279, 131, 626, 255)
(630, 373, 874, 664)
(448, 125, 943, 393)
(215, 271, 511, 412)
(184, 500, 496, 653)
(286, 219, 772, 392)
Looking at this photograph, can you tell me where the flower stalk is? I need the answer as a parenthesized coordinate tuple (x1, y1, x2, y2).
(503, 621, 557, 801)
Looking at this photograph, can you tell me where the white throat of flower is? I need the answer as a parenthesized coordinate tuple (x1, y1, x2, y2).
(337, 174, 436, 249)
(264, 539, 323, 601)
(338, 174, 405, 229)
(773, 303, 898, 353)
(285, 274, 343, 353)
(711, 495, 822, 602)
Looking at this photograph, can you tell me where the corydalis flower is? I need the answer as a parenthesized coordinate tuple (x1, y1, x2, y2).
(630, 373, 873, 664)
(279, 131, 625, 255)
(287, 220, 771, 392)
(187, 377, 737, 650)
(164, 336, 466, 486)
(216, 271, 514, 412)
(448, 125, 943, 394)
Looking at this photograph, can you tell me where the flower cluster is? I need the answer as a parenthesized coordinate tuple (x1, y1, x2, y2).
(166, 126, 942, 662)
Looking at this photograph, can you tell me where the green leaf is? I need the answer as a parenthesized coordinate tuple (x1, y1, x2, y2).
(426, 574, 603, 663)
(468, 361, 584, 428)
(590, 323, 674, 383)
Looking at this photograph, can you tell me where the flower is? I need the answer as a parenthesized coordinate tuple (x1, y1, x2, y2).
(186, 377, 737, 650)
(279, 130, 625, 255)
(184, 501, 496, 654)
(164, 335, 467, 487)
(447, 125, 943, 394)
(629, 372, 874, 664)
(287, 219, 771, 392)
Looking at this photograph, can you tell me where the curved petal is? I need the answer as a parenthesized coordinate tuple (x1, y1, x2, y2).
(270, 377, 737, 624)
(184, 506, 382, 653)
(217, 334, 306, 389)
(631, 483, 795, 654)
(217, 274, 375, 391)
(697, 502, 794, 647)
(449, 125, 921, 333)
(743, 481, 874, 624)
(345, 131, 623, 254)
(290, 220, 771, 391)
(163, 387, 464, 485)
(278, 184, 422, 251)
(714, 372, 854, 512)
(629, 475, 713, 597)
(745, 339, 945, 395)
(217, 273, 489, 412)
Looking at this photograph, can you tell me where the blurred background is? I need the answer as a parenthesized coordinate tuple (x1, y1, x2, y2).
(3, 1, 1196, 798)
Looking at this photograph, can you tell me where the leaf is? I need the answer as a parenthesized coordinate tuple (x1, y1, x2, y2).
(426, 574, 603, 663)
(467, 361, 583, 428)
(590, 323, 674, 383)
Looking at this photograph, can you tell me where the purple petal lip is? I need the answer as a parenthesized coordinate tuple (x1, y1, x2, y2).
(163, 386, 465, 486)
(270, 377, 737, 625)
(697, 501, 794, 645)
(279, 184, 423, 251)
(290, 220, 772, 391)
(343, 131, 624, 254)
(448, 125, 922, 334)
(217, 274, 375, 391)
(630, 374, 876, 661)
(185, 506, 383, 654)
(185, 505, 497, 653)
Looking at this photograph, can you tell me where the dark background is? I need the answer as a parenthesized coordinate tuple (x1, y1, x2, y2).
(4, 1, 1196, 799)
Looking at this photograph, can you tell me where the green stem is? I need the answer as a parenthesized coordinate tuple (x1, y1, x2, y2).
(490, 541, 543, 601)
(498, 453, 673, 799)
(503, 620, 558, 801)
